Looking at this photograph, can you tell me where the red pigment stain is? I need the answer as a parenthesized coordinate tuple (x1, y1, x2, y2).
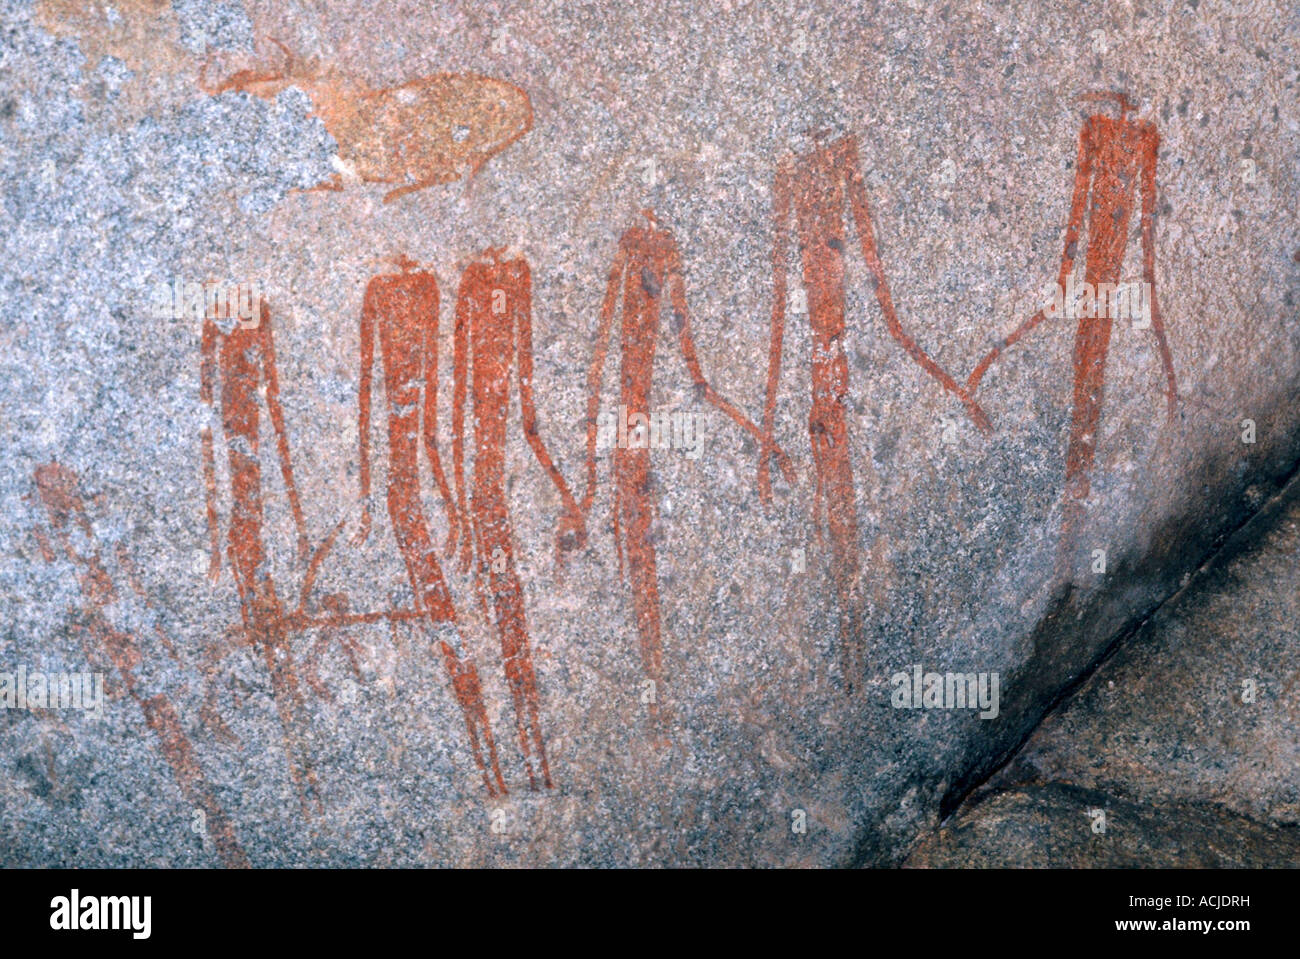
(967, 94, 1177, 579)
(357, 258, 507, 795)
(452, 248, 582, 790)
(762, 133, 988, 691)
(34, 462, 250, 868)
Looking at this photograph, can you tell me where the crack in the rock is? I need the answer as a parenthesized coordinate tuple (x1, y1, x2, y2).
(932, 453, 1300, 833)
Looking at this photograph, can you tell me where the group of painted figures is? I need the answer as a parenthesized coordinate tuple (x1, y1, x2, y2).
(32, 92, 1176, 865)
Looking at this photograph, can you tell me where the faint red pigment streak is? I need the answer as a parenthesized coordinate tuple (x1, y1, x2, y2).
(966, 94, 1178, 579)
(32, 463, 250, 869)
(114, 543, 181, 664)
(197, 516, 365, 744)
(760, 133, 989, 693)
(582, 212, 790, 732)
(355, 256, 507, 796)
(199, 39, 532, 202)
(451, 248, 582, 790)
(200, 298, 322, 815)
(280, 521, 365, 702)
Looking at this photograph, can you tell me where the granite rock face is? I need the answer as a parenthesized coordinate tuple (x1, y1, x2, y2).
(905, 784, 1300, 869)
(908, 478, 1300, 867)
(1, 0, 1298, 866)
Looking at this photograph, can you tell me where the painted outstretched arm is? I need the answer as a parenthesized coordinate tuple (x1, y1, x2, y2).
(514, 279, 586, 565)
(353, 292, 376, 546)
(758, 160, 793, 507)
(420, 285, 460, 554)
(259, 305, 310, 562)
(200, 318, 222, 580)
(668, 249, 795, 485)
(967, 121, 1095, 396)
(581, 244, 627, 519)
(1140, 127, 1178, 422)
(840, 137, 991, 434)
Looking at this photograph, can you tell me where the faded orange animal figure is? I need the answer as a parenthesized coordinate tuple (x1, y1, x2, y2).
(451, 248, 583, 790)
(201, 298, 322, 815)
(355, 257, 507, 796)
(760, 132, 990, 693)
(582, 212, 793, 733)
(200, 39, 532, 202)
(966, 94, 1177, 580)
(32, 463, 250, 868)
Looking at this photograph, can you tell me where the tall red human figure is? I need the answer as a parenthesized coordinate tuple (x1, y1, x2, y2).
(355, 257, 507, 796)
(451, 247, 582, 790)
(582, 211, 792, 730)
(759, 132, 990, 692)
(201, 298, 321, 813)
(966, 94, 1177, 578)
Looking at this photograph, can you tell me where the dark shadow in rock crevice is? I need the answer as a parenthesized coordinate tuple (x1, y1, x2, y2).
(863, 380, 1300, 867)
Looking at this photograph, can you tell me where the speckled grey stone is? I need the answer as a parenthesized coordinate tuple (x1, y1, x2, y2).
(2, 0, 1299, 866)
(907, 476, 1300, 867)
(905, 784, 1300, 868)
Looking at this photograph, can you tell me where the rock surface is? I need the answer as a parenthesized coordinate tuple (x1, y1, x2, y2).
(908, 478, 1300, 867)
(906, 784, 1300, 868)
(1, 0, 1298, 866)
